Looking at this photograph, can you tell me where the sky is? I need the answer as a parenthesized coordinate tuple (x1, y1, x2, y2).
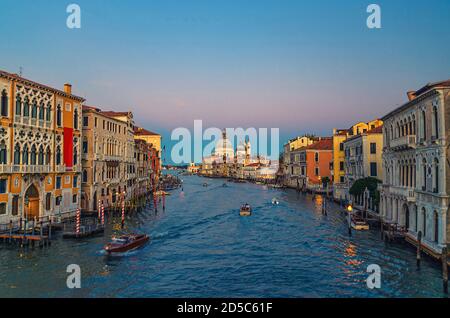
(1, 0, 449, 163)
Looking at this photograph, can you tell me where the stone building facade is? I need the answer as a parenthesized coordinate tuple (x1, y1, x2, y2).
(380, 80, 450, 256)
(0, 70, 84, 224)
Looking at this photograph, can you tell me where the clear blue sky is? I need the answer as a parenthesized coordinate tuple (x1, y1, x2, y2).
(1, 0, 449, 163)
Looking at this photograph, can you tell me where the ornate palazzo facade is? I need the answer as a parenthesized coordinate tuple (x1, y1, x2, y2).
(0, 70, 84, 224)
(380, 80, 450, 256)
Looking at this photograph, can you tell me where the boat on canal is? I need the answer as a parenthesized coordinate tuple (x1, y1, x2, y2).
(351, 215, 369, 231)
(240, 204, 252, 216)
(104, 234, 150, 254)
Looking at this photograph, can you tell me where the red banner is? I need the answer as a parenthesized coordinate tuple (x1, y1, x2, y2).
(63, 127, 73, 169)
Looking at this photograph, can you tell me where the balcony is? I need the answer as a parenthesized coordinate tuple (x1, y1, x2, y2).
(389, 186, 416, 202)
(390, 135, 416, 151)
(7, 165, 52, 174)
(0, 165, 13, 173)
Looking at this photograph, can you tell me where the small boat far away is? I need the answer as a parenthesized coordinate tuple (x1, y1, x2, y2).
(271, 198, 279, 205)
(240, 203, 252, 217)
(104, 234, 150, 254)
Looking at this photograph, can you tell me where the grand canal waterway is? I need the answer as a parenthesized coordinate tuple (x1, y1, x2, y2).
(0, 174, 447, 298)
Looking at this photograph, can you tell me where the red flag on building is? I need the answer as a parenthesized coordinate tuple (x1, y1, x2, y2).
(63, 127, 73, 169)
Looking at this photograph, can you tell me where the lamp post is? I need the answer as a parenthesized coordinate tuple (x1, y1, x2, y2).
(347, 204, 353, 237)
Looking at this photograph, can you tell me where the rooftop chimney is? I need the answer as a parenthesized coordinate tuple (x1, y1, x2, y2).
(407, 91, 416, 101)
(64, 83, 72, 95)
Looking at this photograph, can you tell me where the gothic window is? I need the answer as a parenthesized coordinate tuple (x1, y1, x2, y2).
(421, 110, 426, 140)
(31, 99, 37, 118)
(14, 143, 21, 165)
(46, 102, 51, 121)
(38, 146, 44, 165)
(422, 159, 427, 191)
(22, 145, 29, 165)
(56, 146, 61, 165)
(434, 158, 439, 193)
(57, 104, 62, 126)
(82, 169, 88, 183)
(15, 95, 22, 115)
(422, 208, 427, 237)
(433, 106, 439, 138)
(0, 142, 7, 164)
(23, 97, 29, 117)
(30, 145, 37, 165)
(74, 108, 79, 129)
(12, 195, 19, 216)
(73, 148, 78, 165)
(0, 90, 8, 117)
(45, 147, 51, 165)
(39, 102, 44, 120)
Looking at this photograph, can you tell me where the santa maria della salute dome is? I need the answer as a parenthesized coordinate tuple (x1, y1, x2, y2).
(214, 137, 234, 160)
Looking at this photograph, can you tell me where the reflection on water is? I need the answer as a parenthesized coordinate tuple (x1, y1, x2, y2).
(0, 174, 447, 298)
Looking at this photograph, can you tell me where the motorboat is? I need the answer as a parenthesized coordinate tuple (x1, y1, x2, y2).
(240, 204, 252, 216)
(351, 215, 369, 231)
(271, 198, 280, 205)
(104, 234, 150, 254)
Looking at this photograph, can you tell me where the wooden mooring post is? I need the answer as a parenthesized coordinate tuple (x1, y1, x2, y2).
(416, 231, 422, 269)
(442, 246, 448, 294)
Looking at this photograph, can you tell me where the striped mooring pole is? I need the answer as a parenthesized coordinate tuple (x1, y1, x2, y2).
(98, 200, 101, 220)
(121, 200, 125, 228)
(76, 208, 81, 235)
(101, 204, 105, 226)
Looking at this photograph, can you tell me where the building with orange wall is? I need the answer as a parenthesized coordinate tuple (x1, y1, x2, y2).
(0, 70, 84, 224)
(294, 137, 333, 192)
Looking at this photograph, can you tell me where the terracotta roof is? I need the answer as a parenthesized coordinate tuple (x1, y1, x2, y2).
(134, 127, 160, 136)
(0, 69, 85, 102)
(367, 125, 383, 134)
(82, 105, 101, 112)
(99, 111, 131, 117)
(306, 138, 333, 150)
(414, 79, 450, 97)
(245, 163, 260, 167)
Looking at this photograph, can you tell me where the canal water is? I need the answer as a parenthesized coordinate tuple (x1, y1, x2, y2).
(0, 174, 447, 298)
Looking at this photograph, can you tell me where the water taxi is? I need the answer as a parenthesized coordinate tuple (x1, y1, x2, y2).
(104, 234, 150, 254)
(240, 204, 252, 216)
(351, 215, 369, 231)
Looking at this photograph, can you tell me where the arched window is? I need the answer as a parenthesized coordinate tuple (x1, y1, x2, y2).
(39, 102, 44, 120)
(45, 147, 51, 165)
(31, 99, 37, 118)
(314, 152, 319, 162)
(0, 142, 7, 164)
(434, 211, 439, 243)
(13, 143, 20, 165)
(73, 108, 78, 129)
(421, 110, 426, 140)
(22, 145, 29, 165)
(82, 169, 88, 183)
(38, 146, 44, 165)
(422, 159, 427, 191)
(15, 95, 22, 116)
(412, 115, 416, 134)
(30, 145, 37, 165)
(23, 97, 29, 117)
(56, 146, 61, 165)
(46, 103, 51, 121)
(73, 148, 78, 165)
(422, 208, 427, 238)
(434, 158, 439, 193)
(433, 106, 439, 138)
(56, 104, 62, 126)
(0, 90, 8, 117)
